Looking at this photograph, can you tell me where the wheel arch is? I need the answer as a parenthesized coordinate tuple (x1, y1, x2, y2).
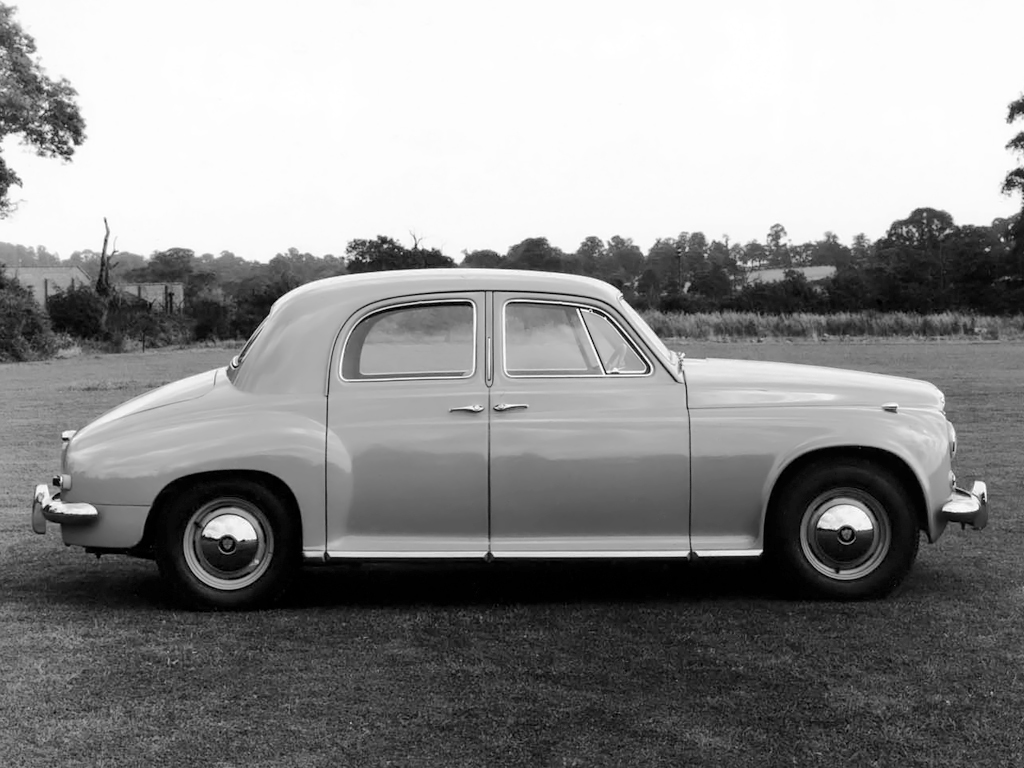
(765, 446, 927, 540)
(140, 469, 303, 554)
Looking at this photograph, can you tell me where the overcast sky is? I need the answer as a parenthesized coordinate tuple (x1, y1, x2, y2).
(2, 0, 1022, 262)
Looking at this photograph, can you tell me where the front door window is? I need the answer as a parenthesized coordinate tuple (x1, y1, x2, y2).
(503, 301, 650, 377)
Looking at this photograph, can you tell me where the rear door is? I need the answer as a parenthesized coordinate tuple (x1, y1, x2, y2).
(325, 293, 489, 556)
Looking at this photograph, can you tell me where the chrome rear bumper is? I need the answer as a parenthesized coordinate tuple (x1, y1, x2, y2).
(31, 484, 99, 534)
(940, 481, 988, 530)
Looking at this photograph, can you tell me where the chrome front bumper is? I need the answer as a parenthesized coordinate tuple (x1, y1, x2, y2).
(31, 484, 99, 534)
(940, 481, 988, 530)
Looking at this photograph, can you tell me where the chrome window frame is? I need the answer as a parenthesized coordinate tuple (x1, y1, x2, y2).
(339, 299, 478, 383)
(615, 294, 679, 378)
(501, 299, 653, 379)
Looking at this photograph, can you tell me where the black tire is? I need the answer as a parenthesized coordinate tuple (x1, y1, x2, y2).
(767, 459, 920, 599)
(154, 478, 299, 610)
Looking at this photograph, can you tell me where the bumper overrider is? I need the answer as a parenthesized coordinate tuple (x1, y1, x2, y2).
(940, 480, 989, 530)
(31, 484, 98, 534)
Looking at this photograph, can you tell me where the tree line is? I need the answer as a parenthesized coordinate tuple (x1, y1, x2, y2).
(0, 203, 1022, 359)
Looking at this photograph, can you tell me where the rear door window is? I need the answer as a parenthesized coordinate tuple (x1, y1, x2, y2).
(342, 301, 476, 380)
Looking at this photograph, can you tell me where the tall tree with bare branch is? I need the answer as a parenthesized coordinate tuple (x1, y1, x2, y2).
(95, 217, 117, 297)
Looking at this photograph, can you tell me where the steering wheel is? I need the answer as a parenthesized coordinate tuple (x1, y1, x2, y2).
(607, 344, 629, 373)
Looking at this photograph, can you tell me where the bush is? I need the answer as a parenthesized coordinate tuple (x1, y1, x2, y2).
(105, 300, 195, 351)
(47, 284, 106, 338)
(0, 266, 56, 361)
(639, 310, 1024, 340)
(191, 297, 232, 341)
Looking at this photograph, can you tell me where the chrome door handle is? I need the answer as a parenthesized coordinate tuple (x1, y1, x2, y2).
(493, 403, 529, 412)
(449, 404, 484, 413)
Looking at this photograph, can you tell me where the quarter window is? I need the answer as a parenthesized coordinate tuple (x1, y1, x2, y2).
(342, 302, 475, 380)
(580, 309, 648, 374)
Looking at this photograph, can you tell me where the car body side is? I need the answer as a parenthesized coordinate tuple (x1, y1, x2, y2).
(55, 268, 956, 559)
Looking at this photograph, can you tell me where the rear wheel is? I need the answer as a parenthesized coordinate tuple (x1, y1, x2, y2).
(768, 459, 920, 599)
(155, 479, 299, 610)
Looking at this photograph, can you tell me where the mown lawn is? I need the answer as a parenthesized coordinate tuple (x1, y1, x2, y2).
(1, 342, 1022, 767)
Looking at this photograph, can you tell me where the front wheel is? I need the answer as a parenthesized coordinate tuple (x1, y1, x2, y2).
(768, 459, 920, 599)
(154, 479, 299, 610)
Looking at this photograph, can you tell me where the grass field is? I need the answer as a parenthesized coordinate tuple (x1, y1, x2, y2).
(1, 342, 1022, 767)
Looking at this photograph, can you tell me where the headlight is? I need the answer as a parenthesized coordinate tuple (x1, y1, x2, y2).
(947, 420, 957, 458)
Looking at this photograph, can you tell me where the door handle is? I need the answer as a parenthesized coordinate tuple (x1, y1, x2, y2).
(493, 403, 529, 412)
(449, 404, 484, 414)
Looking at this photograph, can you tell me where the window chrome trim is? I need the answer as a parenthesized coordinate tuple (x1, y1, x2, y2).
(575, 307, 605, 371)
(501, 299, 653, 379)
(339, 298, 478, 383)
(486, 335, 493, 386)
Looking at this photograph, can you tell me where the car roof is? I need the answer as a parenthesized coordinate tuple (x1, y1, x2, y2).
(273, 268, 620, 314)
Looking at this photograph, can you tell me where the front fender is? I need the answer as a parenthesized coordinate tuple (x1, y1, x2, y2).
(689, 406, 951, 551)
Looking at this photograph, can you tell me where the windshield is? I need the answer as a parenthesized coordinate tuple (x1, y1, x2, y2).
(616, 295, 680, 374)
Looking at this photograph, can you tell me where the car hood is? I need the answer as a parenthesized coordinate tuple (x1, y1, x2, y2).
(76, 368, 221, 437)
(683, 357, 944, 411)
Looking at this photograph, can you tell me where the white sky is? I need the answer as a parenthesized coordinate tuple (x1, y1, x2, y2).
(2, 0, 1022, 262)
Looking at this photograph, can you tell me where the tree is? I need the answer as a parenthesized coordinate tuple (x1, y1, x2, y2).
(195, 250, 261, 295)
(599, 236, 644, 287)
(642, 238, 678, 301)
(461, 249, 503, 268)
(850, 233, 873, 268)
(808, 231, 853, 268)
(0, 4, 86, 216)
(870, 208, 957, 311)
(345, 235, 454, 272)
(1004, 93, 1024, 259)
(267, 247, 345, 288)
(944, 224, 1004, 312)
(739, 240, 768, 271)
(574, 236, 603, 273)
(765, 224, 792, 268)
(503, 237, 565, 272)
(67, 249, 100, 278)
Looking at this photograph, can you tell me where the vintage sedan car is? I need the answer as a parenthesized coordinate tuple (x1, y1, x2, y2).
(32, 269, 988, 609)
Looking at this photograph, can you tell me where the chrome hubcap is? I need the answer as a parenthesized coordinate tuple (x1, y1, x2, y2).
(183, 499, 273, 591)
(799, 491, 890, 581)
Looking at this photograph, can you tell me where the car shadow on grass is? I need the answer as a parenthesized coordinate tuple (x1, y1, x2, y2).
(9, 554, 964, 611)
(6, 558, 168, 611)
(287, 559, 783, 609)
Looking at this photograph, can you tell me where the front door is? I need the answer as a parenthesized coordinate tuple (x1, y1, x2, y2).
(325, 293, 489, 556)
(488, 293, 691, 556)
